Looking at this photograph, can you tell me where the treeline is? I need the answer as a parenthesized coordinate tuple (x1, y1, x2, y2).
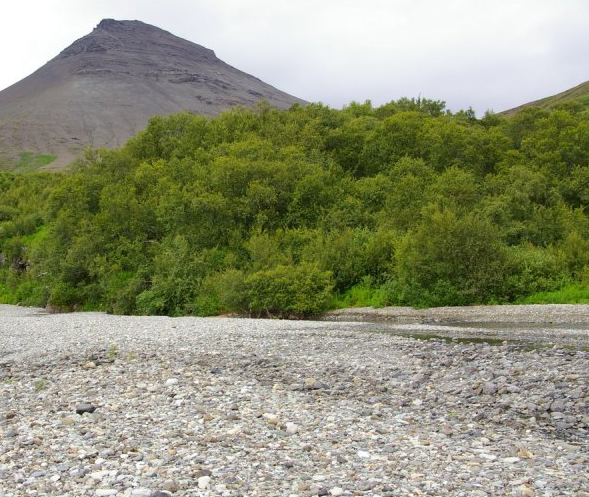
(1, 98, 589, 315)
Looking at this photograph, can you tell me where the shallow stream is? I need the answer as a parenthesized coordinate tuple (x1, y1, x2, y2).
(368, 321, 589, 350)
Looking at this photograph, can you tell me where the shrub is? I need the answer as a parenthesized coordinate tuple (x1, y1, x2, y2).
(244, 263, 333, 317)
(504, 244, 570, 300)
(394, 208, 507, 306)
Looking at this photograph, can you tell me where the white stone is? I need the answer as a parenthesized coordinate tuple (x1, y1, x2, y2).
(89, 470, 110, 480)
(502, 457, 520, 463)
(95, 490, 118, 497)
(285, 422, 299, 434)
(198, 475, 211, 489)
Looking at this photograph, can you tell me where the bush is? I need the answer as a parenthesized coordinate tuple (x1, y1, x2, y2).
(48, 282, 82, 310)
(394, 208, 507, 306)
(504, 244, 570, 300)
(244, 263, 333, 317)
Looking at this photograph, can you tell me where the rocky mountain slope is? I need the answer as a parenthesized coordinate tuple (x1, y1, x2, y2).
(0, 19, 305, 170)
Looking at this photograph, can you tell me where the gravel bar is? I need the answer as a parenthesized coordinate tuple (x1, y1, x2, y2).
(1, 304, 588, 496)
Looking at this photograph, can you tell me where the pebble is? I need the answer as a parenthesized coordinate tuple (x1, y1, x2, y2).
(285, 422, 299, 434)
(95, 490, 118, 496)
(1, 304, 588, 497)
(75, 402, 97, 415)
(198, 475, 211, 489)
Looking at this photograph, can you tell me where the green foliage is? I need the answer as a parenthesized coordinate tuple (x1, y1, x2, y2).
(331, 276, 390, 309)
(2, 99, 589, 313)
(517, 284, 589, 304)
(394, 208, 507, 306)
(244, 263, 333, 317)
(503, 244, 570, 300)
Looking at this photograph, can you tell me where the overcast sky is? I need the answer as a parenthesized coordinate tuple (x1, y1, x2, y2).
(1, 0, 588, 115)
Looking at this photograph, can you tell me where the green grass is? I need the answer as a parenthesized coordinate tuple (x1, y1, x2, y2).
(0, 281, 11, 301)
(501, 80, 589, 116)
(517, 284, 589, 304)
(331, 280, 390, 309)
(11, 152, 57, 172)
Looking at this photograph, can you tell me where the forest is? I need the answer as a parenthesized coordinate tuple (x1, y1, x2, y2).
(1, 98, 589, 316)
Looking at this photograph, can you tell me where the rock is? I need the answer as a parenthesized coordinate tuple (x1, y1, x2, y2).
(2, 304, 589, 497)
(483, 382, 498, 395)
(263, 413, 279, 425)
(95, 490, 118, 497)
(131, 490, 153, 497)
(548, 399, 566, 412)
(330, 487, 344, 496)
(304, 377, 327, 390)
(75, 402, 97, 415)
(165, 378, 178, 386)
(149, 492, 172, 497)
(285, 422, 299, 435)
(198, 475, 211, 489)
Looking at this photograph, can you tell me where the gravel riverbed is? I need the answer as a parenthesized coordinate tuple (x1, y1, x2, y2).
(1, 304, 588, 497)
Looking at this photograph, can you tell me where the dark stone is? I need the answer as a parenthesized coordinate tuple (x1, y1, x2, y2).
(149, 492, 172, 497)
(75, 402, 97, 415)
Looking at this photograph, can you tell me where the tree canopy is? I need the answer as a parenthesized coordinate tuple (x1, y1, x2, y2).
(1, 98, 589, 315)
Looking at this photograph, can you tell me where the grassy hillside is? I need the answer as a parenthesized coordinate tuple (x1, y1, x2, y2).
(502, 80, 589, 116)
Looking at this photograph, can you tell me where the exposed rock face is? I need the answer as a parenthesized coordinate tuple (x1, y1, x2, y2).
(0, 19, 305, 170)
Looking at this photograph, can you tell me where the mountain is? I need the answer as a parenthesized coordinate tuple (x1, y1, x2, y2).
(501, 80, 589, 116)
(0, 19, 305, 171)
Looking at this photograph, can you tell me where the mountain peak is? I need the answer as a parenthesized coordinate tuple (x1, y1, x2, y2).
(96, 18, 133, 29)
(56, 18, 217, 63)
(0, 19, 305, 170)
